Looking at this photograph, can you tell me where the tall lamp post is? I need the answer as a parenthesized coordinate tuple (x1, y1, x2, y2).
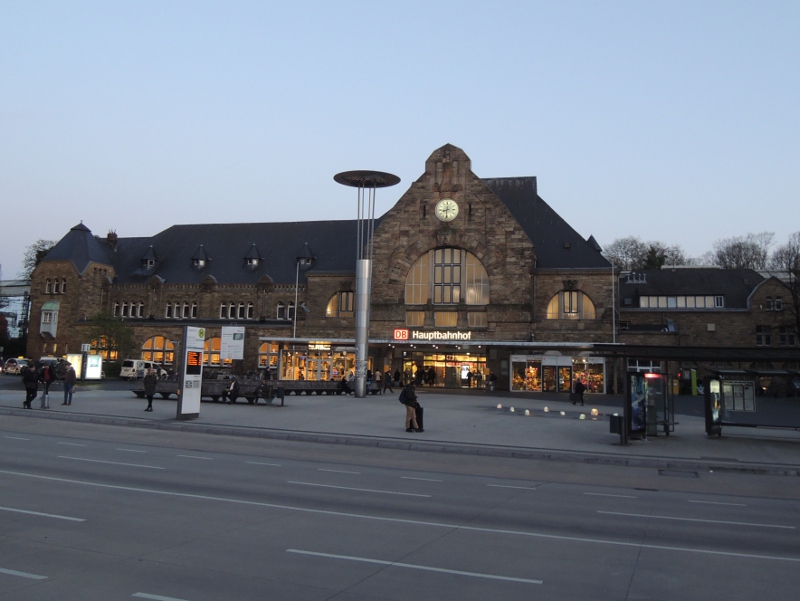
(334, 170, 400, 397)
(293, 243, 315, 339)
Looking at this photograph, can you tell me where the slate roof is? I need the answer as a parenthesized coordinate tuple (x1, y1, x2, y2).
(42, 223, 115, 275)
(618, 268, 765, 309)
(43, 174, 610, 284)
(482, 177, 610, 270)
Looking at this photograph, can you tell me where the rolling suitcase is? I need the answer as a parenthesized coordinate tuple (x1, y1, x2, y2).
(40, 392, 50, 410)
(415, 403, 424, 430)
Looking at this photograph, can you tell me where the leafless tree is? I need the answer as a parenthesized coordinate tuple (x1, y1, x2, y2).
(19, 239, 56, 279)
(711, 232, 774, 269)
(603, 237, 691, 271)
(767, 232, 800, 340)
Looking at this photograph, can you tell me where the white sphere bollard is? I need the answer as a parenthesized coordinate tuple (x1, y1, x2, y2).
(497, 404, 503, 409)
(524, 409, 530, 416)
(560, 411, 566, 416)
(543, 406, 549, 412)
(579, 414, 586, 420)
(510, 407, 515, 413)
(591, 408, 599, 416)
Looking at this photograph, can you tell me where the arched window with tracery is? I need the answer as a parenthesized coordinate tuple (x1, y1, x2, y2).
(326, 292, 354, 317)
(142, 336, 175, 364)
(546, 290, 596, 320)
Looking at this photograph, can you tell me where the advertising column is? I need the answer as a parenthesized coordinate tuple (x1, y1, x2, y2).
(177, 326, 205, 420)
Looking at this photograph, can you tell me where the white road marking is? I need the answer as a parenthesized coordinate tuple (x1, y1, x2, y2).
(318, 468, 361, 474)
(3, 469, 799, 563)
(116, 448, 147, 453)
(0, 505, 85, 522)
(487, 484, 538, 490)
(246, 461, 282, 467)
(132, 593, 189, 601)
(598, 511, 794, 529)
(0, 566, 47, 580)
(286, 549, 543, 584)
(288, 481, 430, 497)
(58, 456, 164, 470)
(3, 436, 29, 441)
(688, 500, 747, 507)
(177, 455, 212, 460)
(401, 477, 443, 482)
(57, 442, 87, 447)
(584, 492, 638, 499)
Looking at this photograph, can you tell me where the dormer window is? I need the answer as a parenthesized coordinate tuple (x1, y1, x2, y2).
(244, 244, 262, 270)
(192, 244, 210, 270)
(141, 245, 158, 270)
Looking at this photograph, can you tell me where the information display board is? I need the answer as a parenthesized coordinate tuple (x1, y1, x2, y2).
(221, 326, 245, 361)
(177, 326, 205, 419)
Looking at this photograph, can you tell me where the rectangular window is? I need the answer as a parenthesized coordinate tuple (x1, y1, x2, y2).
(667, 297, 677, 308)
(705, 296, 715, 309)
(685, 296, 695, 308)
(639, 297, 649, 308)
(434, 312, 458, 327)
(756, 325, 772, 346)
(658, 296, 667, 308)
(42, 311, 53, 323)
(775, 297, 783, 311)
(676, 296, 686, 308)
(779, 326, 796, 347)
(722, 381, 756, 411)
(339, 292, 354, 317)
(406, 311, 425, 326)
(468, 312, 487, 327)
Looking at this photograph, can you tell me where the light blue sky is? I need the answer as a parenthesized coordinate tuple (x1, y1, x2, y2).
(2, 1, 799, 277)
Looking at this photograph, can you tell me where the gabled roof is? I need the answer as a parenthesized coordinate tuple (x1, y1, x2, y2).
(42, 223, 114, 274)
(618, 268, 765, 309)
(482, 177, 610, 270)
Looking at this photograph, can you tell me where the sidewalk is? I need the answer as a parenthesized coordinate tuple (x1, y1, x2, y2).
(1, 385, 799, 475)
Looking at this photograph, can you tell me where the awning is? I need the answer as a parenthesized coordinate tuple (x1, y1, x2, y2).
(41, 301, 60, 311)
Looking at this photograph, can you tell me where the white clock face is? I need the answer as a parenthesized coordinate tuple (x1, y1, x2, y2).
(435, 199, 459, 222)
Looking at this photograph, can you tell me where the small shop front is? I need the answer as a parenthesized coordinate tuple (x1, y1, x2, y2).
(398, 349, 487, 388)
(258, 339, 358, 382)
(511, 353, 606, 393)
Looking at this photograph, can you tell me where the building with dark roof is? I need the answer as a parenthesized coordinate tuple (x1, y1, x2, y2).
(28, 144, 631, 391)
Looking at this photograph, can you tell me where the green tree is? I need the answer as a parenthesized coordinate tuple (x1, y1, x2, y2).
(83, 312, 137, 364)
(20, 239, 56, 278)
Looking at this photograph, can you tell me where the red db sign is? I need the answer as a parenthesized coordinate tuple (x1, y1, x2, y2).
(393, 328, 409, 341)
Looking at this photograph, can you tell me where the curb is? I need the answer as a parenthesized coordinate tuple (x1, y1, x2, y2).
(3, 407, 799, 477)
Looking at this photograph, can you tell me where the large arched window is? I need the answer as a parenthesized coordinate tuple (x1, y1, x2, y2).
(142, 336, 175, 364)
(405, 248, 489, 305)
(203, 337, 232, 367)
(546, 291, 596, 320)
(326, 292, 354, 317)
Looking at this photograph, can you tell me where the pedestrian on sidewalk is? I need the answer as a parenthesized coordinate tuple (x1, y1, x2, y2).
(143, 368, 158, 412)
(400, 383, 422, 432)
(40, 364, 53, 409)
(374, 369, 382, 394)
(22, 364, 38, 409)
(383, 370, 394, 394)
(572, 379, 585, 406)
(62, 362, 76, 405)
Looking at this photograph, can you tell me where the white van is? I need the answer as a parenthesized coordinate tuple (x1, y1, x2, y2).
(120, 359, 167, 380)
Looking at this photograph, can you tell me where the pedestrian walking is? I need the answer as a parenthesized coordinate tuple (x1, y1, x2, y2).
(400, 383, 422, 432)
(62, 362, 76, 405)
(572, 379, 586, 406)
(40, 364, 53, 409)
(374, 369, 382, 394)
(143, 368, 158, 411)
(383, 370, 394, 394)
(22, 365, 38, 409)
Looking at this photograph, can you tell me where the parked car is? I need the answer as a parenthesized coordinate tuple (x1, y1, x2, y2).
(4, 358, 30, 375)
(120, 359, 168, 379)
(38, 356, 66, 379)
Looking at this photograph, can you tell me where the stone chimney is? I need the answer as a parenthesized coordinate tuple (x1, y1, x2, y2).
(107, 230, 118, 251)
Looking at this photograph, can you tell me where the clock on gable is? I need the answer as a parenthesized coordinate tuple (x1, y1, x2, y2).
(434, 198, 459, 222)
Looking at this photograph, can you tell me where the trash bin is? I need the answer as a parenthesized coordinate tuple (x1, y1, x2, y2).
(609, 414, 622, 434)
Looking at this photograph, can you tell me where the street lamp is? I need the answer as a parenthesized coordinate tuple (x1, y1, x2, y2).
(334, 170, 400, 397)
(293, 243, 315, 339)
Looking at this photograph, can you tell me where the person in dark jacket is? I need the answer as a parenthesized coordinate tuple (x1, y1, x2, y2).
(22, 365, 38, 409)
(402, 383, 422, 432)
(383, 370, 394, 394)
(62, 362, 76, 405)
(226, 376, 240, 404)
(572, 379, 586, 406)
(143, 368, 158, 412)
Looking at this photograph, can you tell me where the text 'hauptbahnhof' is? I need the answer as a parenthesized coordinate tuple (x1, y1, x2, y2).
(28, 144, 799, 395)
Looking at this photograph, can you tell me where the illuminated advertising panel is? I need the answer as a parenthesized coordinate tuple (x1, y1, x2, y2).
(177, 326, 205, 419)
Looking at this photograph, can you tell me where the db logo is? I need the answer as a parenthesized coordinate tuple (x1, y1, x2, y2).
(393, 328, 409, 341)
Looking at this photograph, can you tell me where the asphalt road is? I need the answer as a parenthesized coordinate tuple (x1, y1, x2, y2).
(2, 420, 799, 600)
